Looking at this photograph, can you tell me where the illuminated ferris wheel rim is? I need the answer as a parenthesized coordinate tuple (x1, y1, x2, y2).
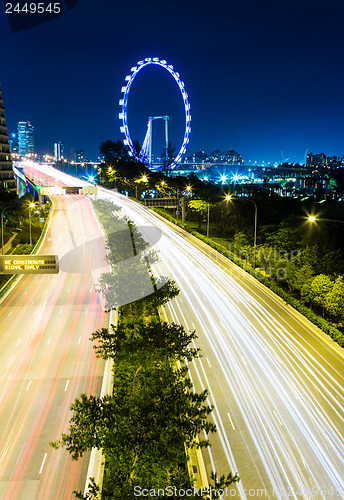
(119, 57, 191, 168)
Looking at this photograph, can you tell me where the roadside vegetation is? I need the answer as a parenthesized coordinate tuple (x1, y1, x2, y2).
(0, 191, 51, 290)
(50, 199, 239, 499)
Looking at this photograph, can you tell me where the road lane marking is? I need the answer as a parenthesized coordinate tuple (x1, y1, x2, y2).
(16, 339, 21, 346)
(68, 289, 70, 293)
(39, 453, 47, 474)
(59, 309, 62, 315)
(85, 308, 88, 314)
(8, 312, 12, 317)
(273, 410, 283, 426)
(47, 337, 51, 345)
(23, 291, 27, 295)
(192, 323, 195, 329)
(26, 381, 32, 392)
(78, 337, 81, 344)
(227, 412, 236, 430)
(64, 380, 69, 391)
(206, 358, 211, 368)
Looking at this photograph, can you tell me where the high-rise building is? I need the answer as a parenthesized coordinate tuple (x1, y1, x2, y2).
(306, 152, 327, 169)
(54, 141, 64, 161)
(0, 84, 16, 192)
(71, 148, 85, 162)
(18, 121, 34, 156)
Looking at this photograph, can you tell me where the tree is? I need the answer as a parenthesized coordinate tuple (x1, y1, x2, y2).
(305, 274, 333, 315)
(91, 319, 199, 363)
(99, 140, 129, 164)
(285, 263, 314, 293)
(233, 231, 249, 248)
(256, 245, 279, 279)
(188, 199, 210, 229)
(51, 321, 217, 498)
(325, 275, 344, 320)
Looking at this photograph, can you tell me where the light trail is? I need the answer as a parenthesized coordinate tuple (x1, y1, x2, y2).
(20, 164, 344, 499)
(97, 189, 344, 499)
(0, 176, 108, 499)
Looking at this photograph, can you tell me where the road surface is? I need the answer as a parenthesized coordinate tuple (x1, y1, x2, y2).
(0, 180, 108, 499)
(20, 163, 344, 499)
(100, 189, 344, 499)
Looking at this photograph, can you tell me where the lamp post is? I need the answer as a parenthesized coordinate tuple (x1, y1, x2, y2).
(136, 175, 149, 199)
(207, 203, 210, 237)
(226, 195, 258, 267)
(29, 202, 35, 246)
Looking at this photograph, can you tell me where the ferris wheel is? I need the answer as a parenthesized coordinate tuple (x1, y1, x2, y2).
(119, 57, 191, 169)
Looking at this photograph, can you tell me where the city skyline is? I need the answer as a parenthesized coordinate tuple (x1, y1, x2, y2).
(1, 0, 344, 165)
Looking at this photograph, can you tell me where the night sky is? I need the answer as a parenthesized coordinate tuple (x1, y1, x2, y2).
(1, 0, 344, 164)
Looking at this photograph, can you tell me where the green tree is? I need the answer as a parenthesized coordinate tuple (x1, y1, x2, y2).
(325, 275, 344, 320)
(51, 322, 217, 498)
(306, 274, 333, 315)
(188, 199, 210, 229)
(233, 231, 249, 248)
(285, 263, 314, 293)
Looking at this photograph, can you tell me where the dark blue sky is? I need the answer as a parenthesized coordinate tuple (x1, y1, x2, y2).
(1, 0, 344, 164)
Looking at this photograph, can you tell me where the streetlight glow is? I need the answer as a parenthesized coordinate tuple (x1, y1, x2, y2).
(308, 216, 316, 222)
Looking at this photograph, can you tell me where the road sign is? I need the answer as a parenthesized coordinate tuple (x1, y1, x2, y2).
(0, 255, 59, 274)
(144, 197, 180, 208)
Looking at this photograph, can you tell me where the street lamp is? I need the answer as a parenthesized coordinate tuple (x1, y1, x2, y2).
(135, 175, 149, 199)
(226, 195, 258, 267)
(308, 215, 344, 224)
(29, 202, 35, 246)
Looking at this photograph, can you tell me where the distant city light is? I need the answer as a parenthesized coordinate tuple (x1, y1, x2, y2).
(88, 176, 94, 182)
(220, 174, 227, 183)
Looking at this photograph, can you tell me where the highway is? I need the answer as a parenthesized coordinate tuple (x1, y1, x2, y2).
(11, 163, 344, 499)
(0, 167, 108, 499)
(96, 190, 344, 499)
